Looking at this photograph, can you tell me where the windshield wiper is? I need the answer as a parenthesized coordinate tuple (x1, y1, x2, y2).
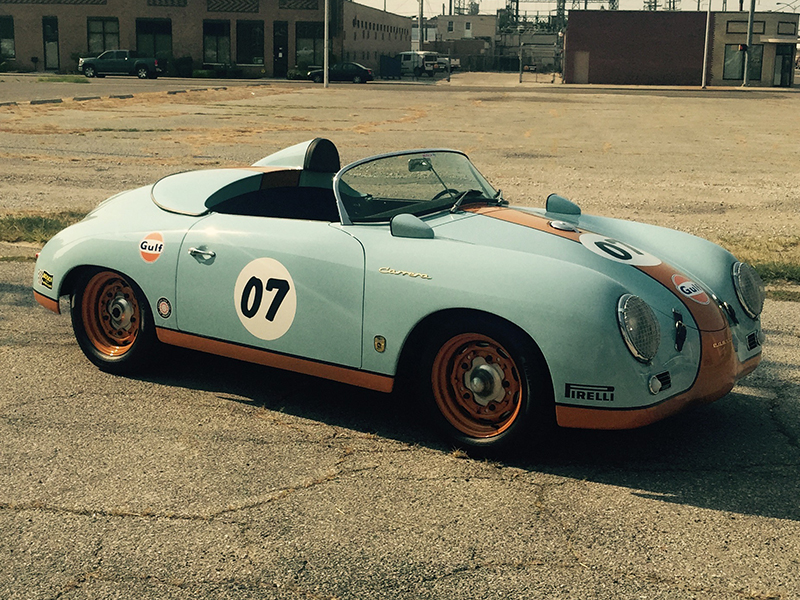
(450, 189, 487, 214)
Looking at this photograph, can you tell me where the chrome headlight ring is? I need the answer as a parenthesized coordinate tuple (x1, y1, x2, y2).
(732, 262, 765, 319)
(617, 294, 661, 364)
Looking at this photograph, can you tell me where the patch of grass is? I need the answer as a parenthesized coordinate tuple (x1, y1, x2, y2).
(753, 261, 800, 285)
(37, 75, 89, 84)
(0, 255, 36, 262)
(715, 234, 800, 284)
(767, 288, 800, 302)
(0, 211, 86, 244)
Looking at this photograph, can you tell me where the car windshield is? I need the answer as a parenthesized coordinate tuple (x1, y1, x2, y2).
(335, 150, 498, 223)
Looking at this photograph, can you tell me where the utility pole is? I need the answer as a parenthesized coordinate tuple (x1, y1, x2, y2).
(701, 0, 712, 88)
(742, 0, 755, 86)
(418, 0, 424, 50)
(324, 0, 329, 87)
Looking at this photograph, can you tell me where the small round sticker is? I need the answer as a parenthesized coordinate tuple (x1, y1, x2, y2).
(234, 258, 297, 341)
(140, 232, 164, 263)
(672, 274, 710, 305)
(579, 233, 661, 267)
(157, 297, 172, 319)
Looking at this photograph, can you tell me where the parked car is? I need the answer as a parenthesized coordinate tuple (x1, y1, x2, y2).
(78, 50, 161, 79)
(307, 62, 374, 83)
(32, 139, 765, 451)
(437, 57, 460, 72)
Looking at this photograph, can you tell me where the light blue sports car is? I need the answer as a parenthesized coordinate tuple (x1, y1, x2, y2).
(32, 139, 765, 450)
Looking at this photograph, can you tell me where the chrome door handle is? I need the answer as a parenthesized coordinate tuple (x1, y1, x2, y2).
(188, 247, 216, 259)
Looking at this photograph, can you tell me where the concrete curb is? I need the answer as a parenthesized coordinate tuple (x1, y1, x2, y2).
(0, 84, 248, 108)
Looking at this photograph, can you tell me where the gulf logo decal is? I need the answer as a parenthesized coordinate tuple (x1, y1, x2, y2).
(671, 274, 710, 305)
(139, 232, 164, 263)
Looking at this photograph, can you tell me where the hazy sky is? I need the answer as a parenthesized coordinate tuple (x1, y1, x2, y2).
(352, 0, 797, 18)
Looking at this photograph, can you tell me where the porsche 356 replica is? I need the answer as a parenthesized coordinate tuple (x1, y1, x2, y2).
(32, 139, 765, 450)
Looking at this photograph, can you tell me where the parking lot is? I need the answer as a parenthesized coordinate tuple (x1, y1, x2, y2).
(1, 73, 799, 599)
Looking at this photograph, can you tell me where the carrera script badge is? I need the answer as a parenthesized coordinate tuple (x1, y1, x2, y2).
(379, 267, 432, 280)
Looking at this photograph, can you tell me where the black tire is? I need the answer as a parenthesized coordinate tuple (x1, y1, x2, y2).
(70, 269, 158, 375)
(136, 66, 150, 79)
(312, 74, 323, 83)
(413, 67, 422, 78)
(418, 314, 554, 453)
(84, 66, 96, 78)
(353, 75, 363, 84)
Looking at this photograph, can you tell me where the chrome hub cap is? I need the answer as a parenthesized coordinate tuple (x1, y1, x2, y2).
(463, 358, 505, 407)
(108, 293, 134, 331)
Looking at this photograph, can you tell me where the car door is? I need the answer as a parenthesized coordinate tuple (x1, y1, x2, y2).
(175, 213, 366, 368)
(95, 51, 114, 74)
(330, 63, 345, 81)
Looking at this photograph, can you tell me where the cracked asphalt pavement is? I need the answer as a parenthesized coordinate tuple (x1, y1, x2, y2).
(2, 269, 800, 599)
(1, 76, 800, 599)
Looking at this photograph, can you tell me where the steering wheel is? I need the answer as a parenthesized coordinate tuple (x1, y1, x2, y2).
(431, 188, 460, 201)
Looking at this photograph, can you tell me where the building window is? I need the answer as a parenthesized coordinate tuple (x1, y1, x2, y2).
(236, 20, 264, 64)
(295, 21, 323, 67)
(208, 0, 259, 11)
(778, 21, 797, 35)
(723, 44, 763, 80)
(203, 20, 230, 64)
(136, 19, 172, 62)
(0, 16, 14, 59)
(726, 20, 765, 34)
(279, 0, 319, 9)
(87, 18, 119, 55)
(447, 20, 453, 32)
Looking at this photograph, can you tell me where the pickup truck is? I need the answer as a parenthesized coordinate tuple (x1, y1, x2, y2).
(78, 50, 161, 79)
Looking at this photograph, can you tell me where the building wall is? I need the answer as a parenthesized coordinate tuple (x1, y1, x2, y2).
(563, 10, 706, 86)
(709, 11, 798, 87)
(437, 14, 495, 41)
(563, 10, 798, 87)
(341, 1, 410, 72)
(0, 0, 359, 77)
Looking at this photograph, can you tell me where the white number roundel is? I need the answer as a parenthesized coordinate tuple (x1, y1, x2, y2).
(234, 258, 297, 341)
(579, 233, 662, 267)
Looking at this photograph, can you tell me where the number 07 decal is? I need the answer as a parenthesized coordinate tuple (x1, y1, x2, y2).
(234, 258, 297, 341)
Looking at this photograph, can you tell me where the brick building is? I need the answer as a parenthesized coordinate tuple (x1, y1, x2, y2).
(341, 1, 411, 72)
(563, 10, 798, 87)
(0, 0, 410, 77)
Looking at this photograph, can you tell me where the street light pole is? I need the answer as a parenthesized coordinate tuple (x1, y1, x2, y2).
(323, 0, 329, 88)
(701, 0, 712, 88)
(742, 0, 755, 86)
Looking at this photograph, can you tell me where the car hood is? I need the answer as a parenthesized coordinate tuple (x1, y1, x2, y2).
(427, 205, 729, 331)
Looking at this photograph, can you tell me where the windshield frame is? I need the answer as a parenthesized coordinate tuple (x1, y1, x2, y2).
(332, 149, 496, 226)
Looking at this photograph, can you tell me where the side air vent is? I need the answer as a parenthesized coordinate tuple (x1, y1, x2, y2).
(655, 371, 672, 391)
(747, 332, 760, 351)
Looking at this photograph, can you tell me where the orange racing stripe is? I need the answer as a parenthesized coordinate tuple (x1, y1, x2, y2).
(156, 328, 395, 393)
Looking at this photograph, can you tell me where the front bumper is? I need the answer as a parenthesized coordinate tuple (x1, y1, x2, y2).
(555, 325, 761, 430)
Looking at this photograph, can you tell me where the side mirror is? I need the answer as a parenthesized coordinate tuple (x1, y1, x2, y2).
(545, 193, 581, 217)
(408, 157, 432, 172)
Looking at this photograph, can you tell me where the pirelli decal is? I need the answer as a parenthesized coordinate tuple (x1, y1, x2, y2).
(565, 383, 615, 402)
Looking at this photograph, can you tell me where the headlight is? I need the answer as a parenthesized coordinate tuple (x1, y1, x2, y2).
(732, 262, 765, 319)
(617, 294, 661, 363)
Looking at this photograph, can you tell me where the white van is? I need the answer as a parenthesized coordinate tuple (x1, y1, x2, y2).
(397, 51, 440, 77)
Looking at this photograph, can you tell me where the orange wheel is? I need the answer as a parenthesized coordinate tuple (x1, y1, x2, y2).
(71, 269, 156, 374)
(81, 271, 141, 357)
(420, 315, 554, 452)
(432, 333, 523, 439)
